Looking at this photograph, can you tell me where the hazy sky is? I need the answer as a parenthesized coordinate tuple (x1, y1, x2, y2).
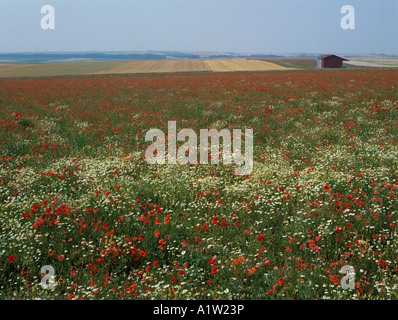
(0, 0, 397, 54)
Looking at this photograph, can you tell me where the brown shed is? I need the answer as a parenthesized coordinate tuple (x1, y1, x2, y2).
(317, 55, 348, 68)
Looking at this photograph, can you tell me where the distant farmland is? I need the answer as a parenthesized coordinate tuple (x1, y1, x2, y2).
(204, 59, 291, 72)
(94, 60, 209, 74)
(0, 59, 292, 78)
(0, 64, 34, 73)
(253, 58, 318, 69)
(0, 61, 121, 78)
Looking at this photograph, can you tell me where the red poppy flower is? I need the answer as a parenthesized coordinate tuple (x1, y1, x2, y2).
(335, 227, 343, 234)
(257, 233, 265, 242)
(323, 185, 331, 192)
(211, 266, 219, 275)
(330, 275, 340, 286)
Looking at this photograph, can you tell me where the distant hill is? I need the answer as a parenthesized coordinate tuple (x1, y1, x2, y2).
(0, 51, 289, 64)
(0, 51, 396, 64)
(0, 52, 166, 64)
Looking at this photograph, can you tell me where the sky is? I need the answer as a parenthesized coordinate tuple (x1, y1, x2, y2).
(0, 0, 397, 55)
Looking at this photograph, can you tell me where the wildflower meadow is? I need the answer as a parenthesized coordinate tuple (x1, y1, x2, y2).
(1, 69, 398, 300)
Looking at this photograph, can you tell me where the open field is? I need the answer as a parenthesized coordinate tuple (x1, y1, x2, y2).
(256, 57, 398, 70)
(204, 59, 291, 72)
(344, 61, 398, 68)
(0, 64, 34, 73)
(2, 57, 394, 79)
(344, 57, 398, 68)
(1, 70, 398, 300)
(0, 61, 121, 78)
(0, 59, 292, 78)
(94, 60, 209, 74)
(253, 58, 318, 69)
(346, 57, 398, 66)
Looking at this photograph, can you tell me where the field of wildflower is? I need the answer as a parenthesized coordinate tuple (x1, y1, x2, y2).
(1, 69, 398, 300)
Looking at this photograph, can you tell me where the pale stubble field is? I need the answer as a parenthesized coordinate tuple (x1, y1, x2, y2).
(0, 59, 291, 78)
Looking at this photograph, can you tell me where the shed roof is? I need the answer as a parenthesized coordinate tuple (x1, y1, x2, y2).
(318, 54, 348, 61)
